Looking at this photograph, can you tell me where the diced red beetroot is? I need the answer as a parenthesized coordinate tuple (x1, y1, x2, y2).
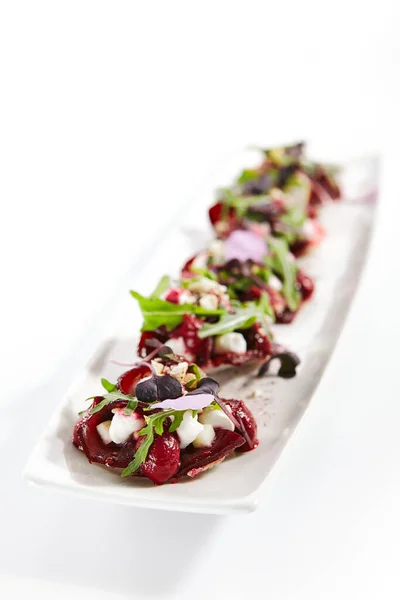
(208, 201, 225, 225)
(174, 429, 245, 480)
(165, 288, 181, 304)
(276, 309, 297, 324)
(297, 270, 314, 301)
(208, 202, 238, 237)
(117, 365, 152, 395)
(138, 433, 180, 484)
(307, 205, 318, 219)
(224, 399, 259, 452)
(73, 397, 145, 469)
(181, 256, 196, 279)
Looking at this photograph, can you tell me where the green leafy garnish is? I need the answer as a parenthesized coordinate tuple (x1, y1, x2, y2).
(219, 188, 270, 220)
(198, 301, 264, 338)
(124, 399, 138, 415)
(149, 275, 170, 299)
(168, 411, 185, 433)
(266, 238, 300, 312)
(130, 290, 226, 331)
(90, 391, 138, 414)
(87, 379, 139, 414)
(237, 168, 259, 184)
(277, 206, 307, 245)
(258, 291, 275, 321)
(101, 378, 117, 393)
(188, 363, 203, 381)
(121, 409, 184, 477)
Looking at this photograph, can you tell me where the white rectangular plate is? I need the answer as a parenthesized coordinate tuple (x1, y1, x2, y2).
(24, 150, 379, 515)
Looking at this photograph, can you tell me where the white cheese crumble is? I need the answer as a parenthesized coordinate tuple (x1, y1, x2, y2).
(176, 411, 204, 449)
(187, 277, 227, 296)
(193, 423, 216, 448)
(199, 406, 235, 431)
(96, 420, 112, 445)
(199, 293, 219, 310)
(108, 409, 145, 445)
(214, 332, 247, 355)
(268, 274, 283, 291)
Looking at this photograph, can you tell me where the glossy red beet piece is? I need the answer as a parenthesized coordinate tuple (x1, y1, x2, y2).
(224, 399, 259, 452)
(174, 429, 245, 479)
(165, 288, 181, 304)
(117, 364, 151, 395)
(297, 270, 314, 301)
(73, 398, 143, 469)
(138, 432, 180, 484)
(208, 202, 239, 237)
(181, 256, 197, 279)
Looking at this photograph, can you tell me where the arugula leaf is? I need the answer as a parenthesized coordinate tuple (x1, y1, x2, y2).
(130, 290, 226, 332)
(266, 238, 300, 312)
(101, 378, 116, 393)
(121, 409, 183, 477)
(90, 391, 138, 414)
(219, 188, 270, 220)
(277, 206, 307, 245)
(188, 363, 203, 381)
(237, 168, 259, 184)
(149, 275, 170, 299)
(198, 306, 259, 338)
(168, 411, 185, 433)
(185, 378, 198, 389)
(258, 291, 275, 321)
(124, 399, 138, 415)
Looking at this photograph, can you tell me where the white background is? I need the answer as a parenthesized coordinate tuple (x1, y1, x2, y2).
(1, 1, 400, 599)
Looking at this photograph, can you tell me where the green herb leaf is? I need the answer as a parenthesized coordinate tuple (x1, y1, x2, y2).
(258, 291, 275, 321)
(101, 378, 116, 393)
(130, 290, 226, 332)
(219, 188, 270, 220)
(169, 411, 185, 433)
(198, 306, 260, 338)
(149, 275, 170, 299)
(90, 391, 138, 414)
(188, 363, 203, 381)
(185, 378, 198, 389)
(237, 168, 259, 184)
(124, 399, 138, 415)
(121, 409, 182, 477)
(266, 238, 300, 312)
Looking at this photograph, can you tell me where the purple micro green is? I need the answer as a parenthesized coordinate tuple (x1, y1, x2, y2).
(151, 393, 215, 411)
(224, 230, 268, 263)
